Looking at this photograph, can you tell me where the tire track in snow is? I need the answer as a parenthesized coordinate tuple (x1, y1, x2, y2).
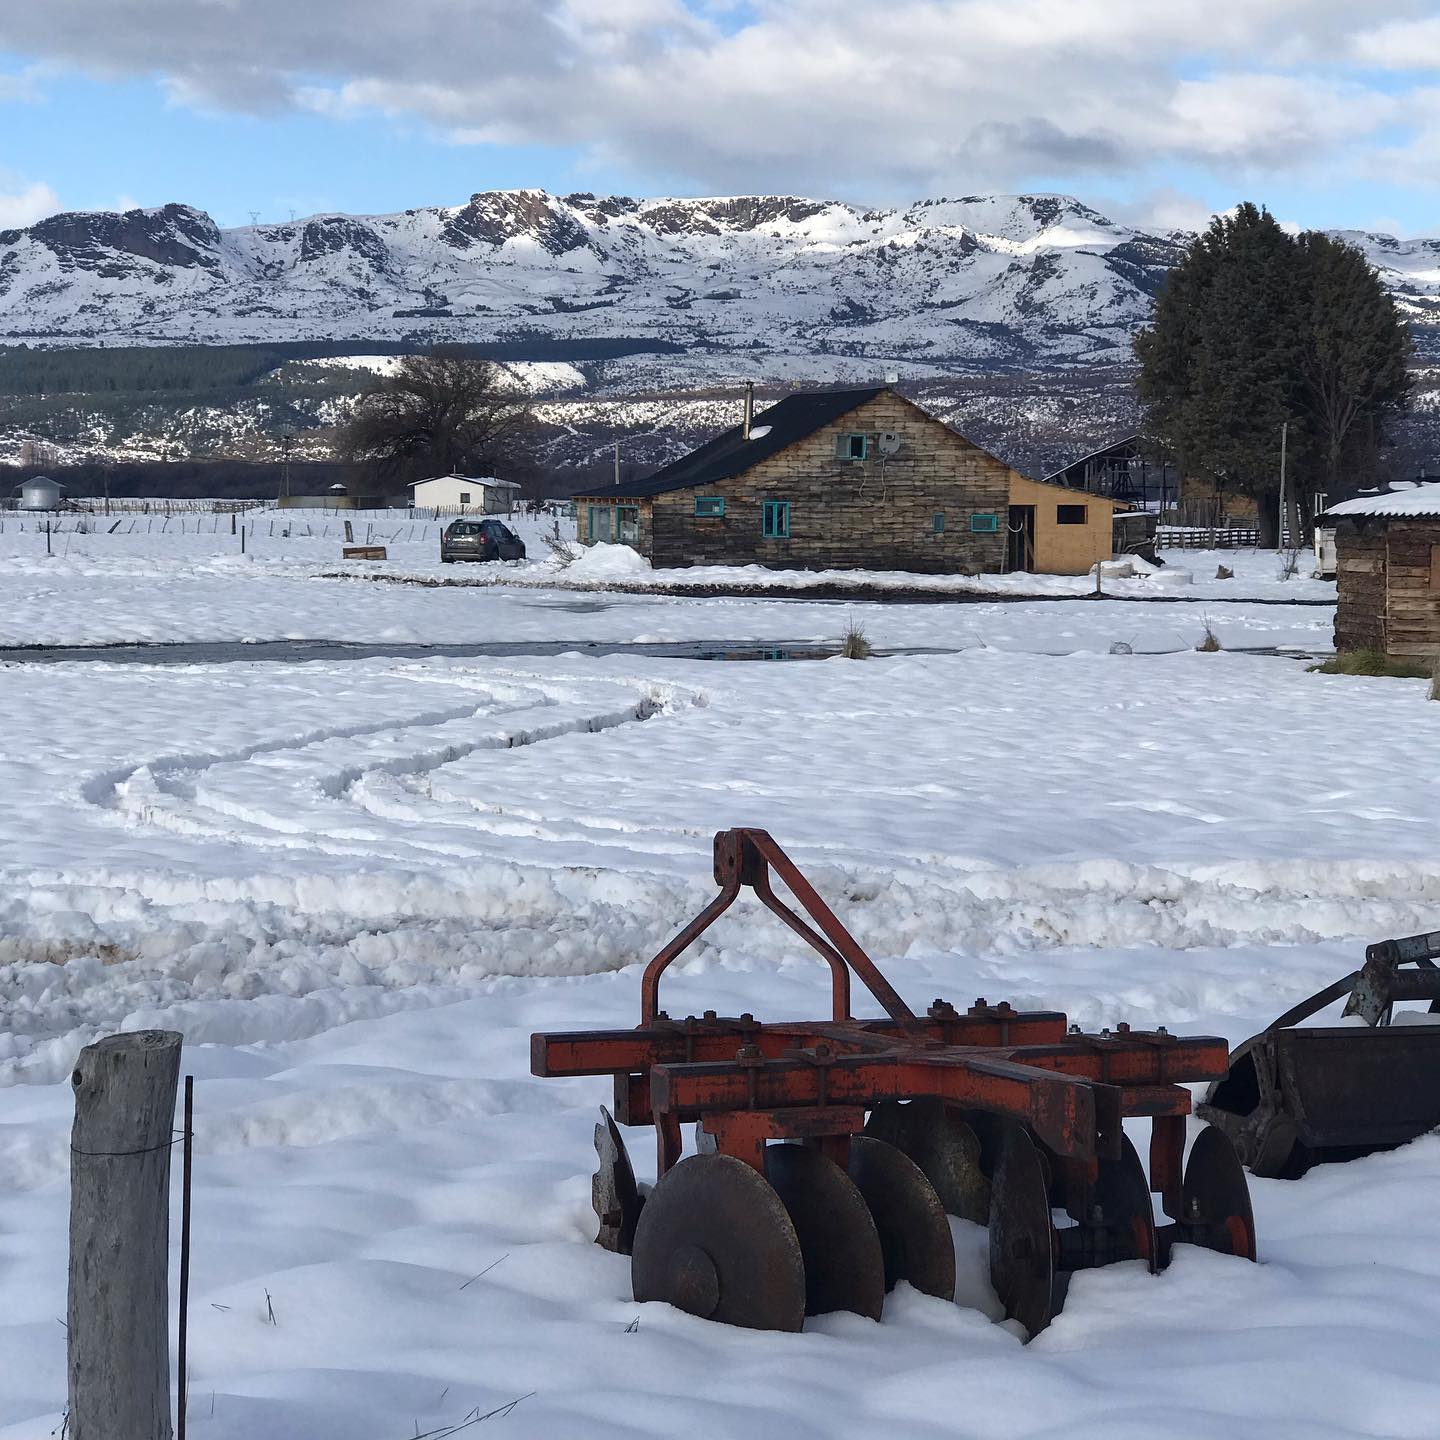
(89, 674, 695, 864)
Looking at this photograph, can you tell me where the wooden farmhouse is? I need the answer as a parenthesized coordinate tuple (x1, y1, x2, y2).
(1326, 487, 1440, 657)
(573, 387, 1120, 575)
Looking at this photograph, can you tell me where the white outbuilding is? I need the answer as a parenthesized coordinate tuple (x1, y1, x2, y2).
(14, 475, 66, 511)
(407, 474, 520, 514)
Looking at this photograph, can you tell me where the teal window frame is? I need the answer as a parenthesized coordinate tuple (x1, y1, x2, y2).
(762, 499, 791, 539)
(932, 512, 945, 534)
(970, 512, 999, 533)
(695, 495, 725, 518)
(834, 432, 868, 462)
(587, 505, 614, 542)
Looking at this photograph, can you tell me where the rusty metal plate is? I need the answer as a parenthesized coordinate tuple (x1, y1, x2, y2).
(631, 1153, 805, 1331)
(766, 1143, 885, 1320)
(989, 1123, 1058, 1338)
(592, 1106, 642, 1255)
(865, 1098, 990, 1224)
(1169, 1125, 1256, 1263)
(848, 1135, 955, 1301)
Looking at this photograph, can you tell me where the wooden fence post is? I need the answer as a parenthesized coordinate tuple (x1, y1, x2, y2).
(68, 1031, 183, 1440)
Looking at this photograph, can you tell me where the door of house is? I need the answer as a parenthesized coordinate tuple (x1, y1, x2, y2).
(1007, 506, 1036, 572)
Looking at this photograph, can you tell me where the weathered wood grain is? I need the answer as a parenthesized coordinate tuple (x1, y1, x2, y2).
(68, 1031, 182, 1440)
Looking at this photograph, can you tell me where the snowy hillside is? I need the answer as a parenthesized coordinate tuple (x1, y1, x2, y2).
(4, 190, 1436, 371)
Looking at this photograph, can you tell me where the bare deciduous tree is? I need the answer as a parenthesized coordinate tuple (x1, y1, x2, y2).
(339, 350, 533, 482)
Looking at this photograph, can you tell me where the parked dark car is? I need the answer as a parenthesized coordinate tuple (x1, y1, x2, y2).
(440, 518, 527, 563)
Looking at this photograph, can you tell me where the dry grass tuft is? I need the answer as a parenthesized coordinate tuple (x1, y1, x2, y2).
(839, 619, 872, 659)
(542, 517, 577, 567)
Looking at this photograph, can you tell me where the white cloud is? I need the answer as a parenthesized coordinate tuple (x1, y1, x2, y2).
(1353, 16, 1440, 69)
(1159, 73, 1402, 163)
(1104, 188, 1223, 235)
(0, 1, 1435, 200)
(0, 180, 61, 228)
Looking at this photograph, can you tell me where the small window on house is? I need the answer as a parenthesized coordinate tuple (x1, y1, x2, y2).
(617, 506, 640, 544)
(932, 512, 945, 534)
(1057, 504, 1088, 525)
(970, 513, 999, 533)
(459, 492, 472, 505)
(588, 506, 614, 542)
(834, 433, 868, 462)
(762, 499, 791, 538)
(695, 496, 725, 518)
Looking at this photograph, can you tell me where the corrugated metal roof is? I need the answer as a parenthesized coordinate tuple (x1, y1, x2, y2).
(1323, 485, 1440, 520)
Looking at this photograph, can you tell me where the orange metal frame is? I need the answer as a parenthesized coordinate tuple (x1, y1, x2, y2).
(530, 829, 1225, 1221)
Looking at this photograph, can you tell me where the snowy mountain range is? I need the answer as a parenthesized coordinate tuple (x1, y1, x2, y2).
(3, 190, 1438, 380)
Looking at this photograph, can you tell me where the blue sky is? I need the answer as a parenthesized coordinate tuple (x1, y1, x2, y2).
(2, 2, 1438, 235)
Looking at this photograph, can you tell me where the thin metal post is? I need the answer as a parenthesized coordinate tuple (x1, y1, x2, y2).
(177, 1075, 193, 1440)
(1277, 420, 1289, 550)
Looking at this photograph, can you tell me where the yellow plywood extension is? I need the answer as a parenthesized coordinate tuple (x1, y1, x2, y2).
(1007, 473, 1118, 575)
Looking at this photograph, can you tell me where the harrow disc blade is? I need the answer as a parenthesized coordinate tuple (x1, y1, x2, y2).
(848, 1136, 956, 1301)
(592, 1105, 642, 1255)
(631, 1153, 805, 1332)
(1171, 1125, 1257, 1263)
(864, 1099, 990, 1224)
(988, 1123, 1058, 1338)
(766, 1144, 885, 1320)
(1086, 1133, 1159, 1273)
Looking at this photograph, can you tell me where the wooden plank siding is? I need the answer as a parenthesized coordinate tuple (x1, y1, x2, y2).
(1008, 472, 1115, 574)
(1334, 517, 1440, 657)
(576, 391, 1116, 575)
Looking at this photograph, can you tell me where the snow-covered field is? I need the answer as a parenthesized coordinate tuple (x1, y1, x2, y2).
(0, 513, 1334, 653)
(9, 520, 1438, 1439)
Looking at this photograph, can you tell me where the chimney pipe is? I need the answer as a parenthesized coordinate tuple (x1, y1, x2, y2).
(743, 382, 754, 441)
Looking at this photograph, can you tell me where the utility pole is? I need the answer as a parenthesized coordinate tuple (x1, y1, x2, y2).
(1276, 420, 1289, 550)
(279, 429, 294, 502)
(613, 440, 621, 489)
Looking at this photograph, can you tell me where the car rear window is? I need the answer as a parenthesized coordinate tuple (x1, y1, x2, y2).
(449, 522, 483, 535)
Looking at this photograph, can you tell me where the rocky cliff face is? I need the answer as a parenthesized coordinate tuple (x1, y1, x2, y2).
(0, 190, 1436, 379)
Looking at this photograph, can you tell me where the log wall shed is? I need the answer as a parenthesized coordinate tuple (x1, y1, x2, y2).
(573, 387, 1118, 576)
(1325, 487, 1440, 657)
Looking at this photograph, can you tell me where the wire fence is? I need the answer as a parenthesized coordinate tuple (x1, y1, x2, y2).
(0, 514, 449, 544)
(4, 498, 271, 516)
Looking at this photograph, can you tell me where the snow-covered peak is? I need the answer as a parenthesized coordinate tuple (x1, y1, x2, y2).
(0, 190, 1434, 371)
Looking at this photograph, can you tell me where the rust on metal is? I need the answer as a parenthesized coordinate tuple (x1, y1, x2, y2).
(1200, 928, 1440, 1179)
(533, 828, 1254, 1337)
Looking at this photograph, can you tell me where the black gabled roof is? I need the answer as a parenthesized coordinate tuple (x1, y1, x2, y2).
(583, 386, 888, 499)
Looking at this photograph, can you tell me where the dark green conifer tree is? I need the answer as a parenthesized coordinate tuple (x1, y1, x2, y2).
(1136, 203, 1410, 543)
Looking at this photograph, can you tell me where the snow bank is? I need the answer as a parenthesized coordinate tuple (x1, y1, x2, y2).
(563, 541, 652, 580)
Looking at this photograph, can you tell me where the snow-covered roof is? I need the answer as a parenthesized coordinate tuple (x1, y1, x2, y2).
(1324, 485, 1440, 520)
(407, 474, 519, 489)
